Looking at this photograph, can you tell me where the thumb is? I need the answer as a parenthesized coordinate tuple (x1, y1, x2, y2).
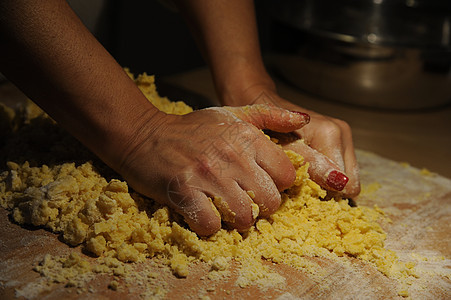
(224, 104, 310, 132)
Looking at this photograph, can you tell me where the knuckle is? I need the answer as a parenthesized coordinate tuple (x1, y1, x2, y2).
(335, 119, 351, 132)
(194, 156, 217, 178)
(167, 171, 196, 194)
(237, 122, 256, 137)
(226, 125, 259, 153)
(321, 121, 343, 139)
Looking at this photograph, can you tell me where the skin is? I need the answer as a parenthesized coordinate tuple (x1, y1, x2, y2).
(174, 0, 361, 197)
(121, 105, 310, 234)
(0, 0, 310, 236)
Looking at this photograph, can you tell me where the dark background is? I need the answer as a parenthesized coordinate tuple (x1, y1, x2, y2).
(70, 0, 282, 77)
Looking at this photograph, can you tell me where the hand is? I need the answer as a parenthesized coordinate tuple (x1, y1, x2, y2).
(118, 104, 309, 236)
(226, 85, 361, 198)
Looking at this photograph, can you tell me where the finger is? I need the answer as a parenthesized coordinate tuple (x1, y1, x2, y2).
(166, 178, 221, 236)
(299, 120, 346, 172)
(342, 152, 360, 197)
(224, 104, 310, 133)
(206, 179, 256, 232)
(340, 128, 361, 197)
(235, 162, 282, 218)
(254, 135, 297, 192)
(307, 119, 360, 197)
(283, 139, 350, 193)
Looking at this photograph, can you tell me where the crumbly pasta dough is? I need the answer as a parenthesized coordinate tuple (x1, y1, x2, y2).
(0, 72, 415, 290)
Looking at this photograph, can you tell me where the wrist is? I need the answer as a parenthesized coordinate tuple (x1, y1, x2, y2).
(220, 77, 277, 107)
(212, 56, 276, 107)
(114, 106, 168, 174)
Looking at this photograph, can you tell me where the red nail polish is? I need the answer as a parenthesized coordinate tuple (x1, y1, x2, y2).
(327, 170, 349, 191)
(290, 111, 310, 123)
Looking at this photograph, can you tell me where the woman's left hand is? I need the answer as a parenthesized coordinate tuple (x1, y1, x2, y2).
(226, 85, 361, 198)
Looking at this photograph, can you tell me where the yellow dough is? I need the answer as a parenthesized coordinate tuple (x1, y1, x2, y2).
(0, 72, 415, 289)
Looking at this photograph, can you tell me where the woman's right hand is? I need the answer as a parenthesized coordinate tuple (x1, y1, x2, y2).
(118, 104, 309, 236)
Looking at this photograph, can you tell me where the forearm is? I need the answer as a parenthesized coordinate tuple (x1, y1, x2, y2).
(0, 0, 164, 170)
(174, 0, 275, 106)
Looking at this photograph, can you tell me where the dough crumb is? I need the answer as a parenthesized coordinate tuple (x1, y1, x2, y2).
(0, 72, 416, 295)
(210, 256, 229, 271)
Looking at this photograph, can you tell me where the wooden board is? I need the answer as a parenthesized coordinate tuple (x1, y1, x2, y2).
(0, 150, 450, 299)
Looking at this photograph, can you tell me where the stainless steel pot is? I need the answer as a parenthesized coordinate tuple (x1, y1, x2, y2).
(266, 0, 451, 110)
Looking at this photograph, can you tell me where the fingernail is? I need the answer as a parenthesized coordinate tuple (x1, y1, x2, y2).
(290, 111, 310, 123)
(327, 170, 349, 191)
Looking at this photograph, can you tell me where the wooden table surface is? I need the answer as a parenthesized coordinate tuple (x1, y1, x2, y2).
(0, 77, 450, 299)
(0, 150, 450, 300)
